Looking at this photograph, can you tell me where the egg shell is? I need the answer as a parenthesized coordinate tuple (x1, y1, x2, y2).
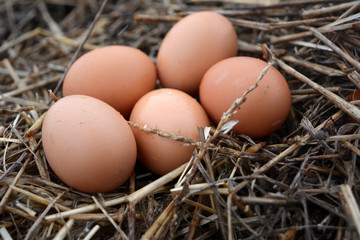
(200, 57, 291, 138)
(63, 45, 157, 118)
(42, 95, 137, 193)
(129, 88, 210, 175)
(157, 11, 238, 96)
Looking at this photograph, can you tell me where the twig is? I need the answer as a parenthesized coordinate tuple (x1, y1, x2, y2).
(282, 55, 345, 77)
(340, 184, 360, 237)
(2, 59, 23, 87)
(24, 112, 46, 141)
(0, 227, 13, 240)
(302, 1, 360, 18)
(234, 196, 300, 206)
(127, 162, 187, 204)
(45, 195, 127, 222)
(83, 225, 100, 240)
(24, 193, 64, 240)
(230, 109, 344, 199)
(265, 45, 360, 122)
(53, 218, 75, 240)
(291, 87, 342, 95)
(269, 22, 357, 44)
(46, 163, 184, 221)
(0, 152, 27, 182)
(0, 28, 42, 54)
(37, 1, 64, 36)
(128, 173, 136, 240)
(128, 122, 198, 146)
(341, 141, 360, 157)
(0, 76, 60, 98)
(10, 185, 70, 211)
(0, 156, 31, 213)
(133, 14, 180, 23)
(310, 27, 360, 72)
(141, 199, 176, 240)
(92, 196, 128, 239)
(185, 196, 203, 239)
(51, 0, 110, 96)
(300, 117, 335, 153)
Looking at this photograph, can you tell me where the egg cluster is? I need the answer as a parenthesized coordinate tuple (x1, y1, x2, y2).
(42, 11, 291, 193)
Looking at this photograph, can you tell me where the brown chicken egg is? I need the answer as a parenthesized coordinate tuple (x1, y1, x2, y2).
(42, 95, 137, 193)
(63, 45, 157, 118)
(200, 57, 291, 138)
(157, 11, 238, 95)
(129, 88, 210, 175)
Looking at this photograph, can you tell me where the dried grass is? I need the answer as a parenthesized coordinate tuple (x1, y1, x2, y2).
(1, 0, 360, 239)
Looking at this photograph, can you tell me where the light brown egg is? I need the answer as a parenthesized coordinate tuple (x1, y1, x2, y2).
(129, 88, 210, 175)
(157, 11, 238, 96)
(63, 45, 156, 119)
(200, 57, 291, 138)
(42, 95, 137, 193)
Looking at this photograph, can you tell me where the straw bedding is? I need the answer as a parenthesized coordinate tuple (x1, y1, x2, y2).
(1, 0, 360, 239)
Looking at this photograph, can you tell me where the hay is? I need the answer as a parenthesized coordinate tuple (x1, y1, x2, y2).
(1, 0, 360, 239)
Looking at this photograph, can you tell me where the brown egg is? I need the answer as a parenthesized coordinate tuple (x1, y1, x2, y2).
(63, 45, 157, 118)
(42, 95, 137, 193)
(157, 11, 238, 96)
(129, 88, 210, 175)
(200, 57, 291, 138)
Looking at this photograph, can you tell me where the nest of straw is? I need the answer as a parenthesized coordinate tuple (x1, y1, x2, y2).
(1, 0, 360, 239)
